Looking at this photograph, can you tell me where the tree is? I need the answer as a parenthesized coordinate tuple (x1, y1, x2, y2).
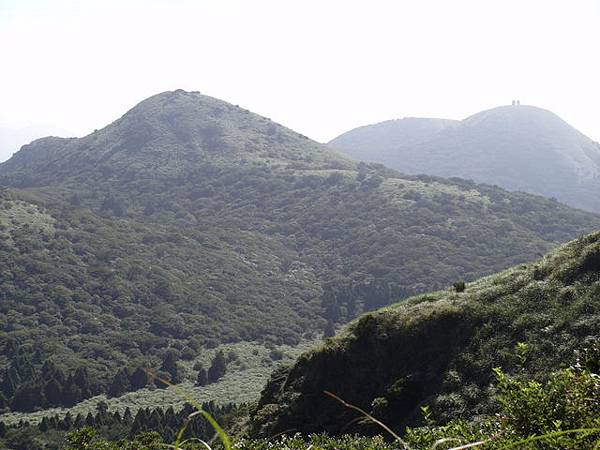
(94, 401, 109, 426)
(101, 194, 125, 216)
(60, 412, 73, 431)
(130, 367, 149, 390)
(0, 367, 20, 398)
(453, 281, 466, 293)
(73, 367, 92, 398)
(207, 350, 227, 383)
(160, 350, 182, 384)
(63, 382, 83, 407)
(39, 416, 49, 432)
(41, 361, 66, 384)
(195, 365, 208, 387)
(0, 391, 8, 409)
(73, 413, 84, 429)
(323, 320, 336, 338)
(123, 407, 133, 424)
(43, 378, 63, 405)
(85, 412, 95, 427)
(108, 368, 131, 398)
(10, 382, 43, 412)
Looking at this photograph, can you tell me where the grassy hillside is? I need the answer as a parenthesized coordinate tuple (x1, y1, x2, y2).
(251, 231, 600, 437)
(0, 90, 351, 189)
(330, 105, 600, 212)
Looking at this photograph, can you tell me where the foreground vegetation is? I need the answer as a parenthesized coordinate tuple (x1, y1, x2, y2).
(251, 231, 600, 437)
(3, 360, 596, 449)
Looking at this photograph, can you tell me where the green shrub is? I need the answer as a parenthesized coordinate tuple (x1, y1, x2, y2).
(452, 281, 466, 292)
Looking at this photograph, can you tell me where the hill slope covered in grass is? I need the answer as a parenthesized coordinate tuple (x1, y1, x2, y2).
(0, 89, 351, 190)
(330, 105, 600, 212)
(1, 91, 600, 415)
(251, 231, 600, 437)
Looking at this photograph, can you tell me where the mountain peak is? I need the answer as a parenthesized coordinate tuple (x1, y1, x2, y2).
(330, 104, 600, 212)
(462, 104, 570, 130)
(0, 91, 352, 187)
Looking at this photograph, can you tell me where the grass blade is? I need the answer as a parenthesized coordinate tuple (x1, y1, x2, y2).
(145, 369, 232, 450)
(323, 390, 411, 449)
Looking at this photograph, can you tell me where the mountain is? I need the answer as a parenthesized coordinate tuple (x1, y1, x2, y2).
(0, 125, 74, 163)
(250, 231, 600, 437)
(329, 105, 600, 212)
(0, 90, 351, 189)
(330, 117, 459, 162)
(1, 90, 600, 414)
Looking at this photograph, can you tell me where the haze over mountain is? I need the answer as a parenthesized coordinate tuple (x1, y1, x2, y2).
(1, 90, 599, 419)
(0, 125, 74, 163)
(330, 104, 600, 212)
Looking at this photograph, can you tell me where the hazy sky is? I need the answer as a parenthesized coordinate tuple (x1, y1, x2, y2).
(1, 0, 599, 151)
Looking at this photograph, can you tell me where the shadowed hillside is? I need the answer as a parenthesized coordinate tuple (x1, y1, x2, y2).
(251, 231, 600, 437)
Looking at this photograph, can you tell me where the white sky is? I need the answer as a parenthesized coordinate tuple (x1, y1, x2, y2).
(1, 0, 599, 147)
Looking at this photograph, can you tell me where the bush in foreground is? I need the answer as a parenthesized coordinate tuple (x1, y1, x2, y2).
(59, 363, 599, 449)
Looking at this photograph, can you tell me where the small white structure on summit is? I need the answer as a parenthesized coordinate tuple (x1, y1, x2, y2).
(511, 100, 521, 106)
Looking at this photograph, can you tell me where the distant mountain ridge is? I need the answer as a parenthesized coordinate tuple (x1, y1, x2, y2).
(0, 125, 74, 163)
(330, 104, 600, 212)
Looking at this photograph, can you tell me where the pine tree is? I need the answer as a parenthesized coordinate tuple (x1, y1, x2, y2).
(131, 409, 148, 435)
(43, 378, 63, 405)
(38, 417, 49, 432)
(0, 367, 21, 398)
(10, 382, 43, 412)
(129, 367, 149, 390)
(108, 368, 131, 397)
(164, 406, 178, 430)
(323, 320, 336, 338)
(73, 367, 92, 397)
(160, 350, 182, 384)
(207, 350, 227, 383)
(41, 360, 65, 383)
(85, 412, 95, 427)
(60, 412, 73, 431)
(63, 381, 83, 406)
(123, 407, 133, 424)
(196, 366, 208, 386)
(74, 413, 84, 428)
(49, 415, 59, 429)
